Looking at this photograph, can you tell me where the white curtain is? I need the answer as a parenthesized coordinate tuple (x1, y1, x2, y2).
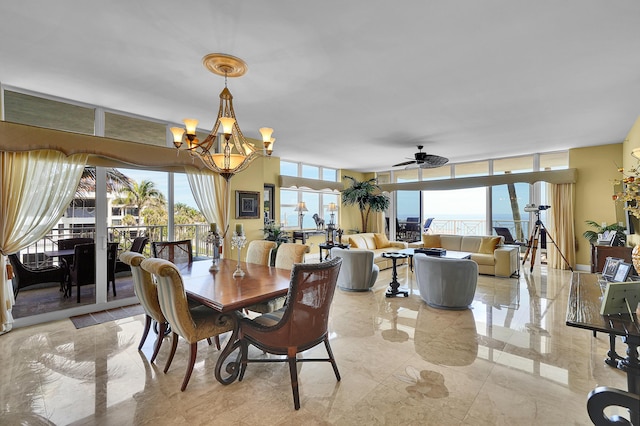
(547, 183, 576, 270)
(0, 150, 87, 333)
(185, 168, 230, 238)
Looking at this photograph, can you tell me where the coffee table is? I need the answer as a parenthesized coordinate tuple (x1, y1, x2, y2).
(382, 252, 409, 297)
(397, 248, 472, 271)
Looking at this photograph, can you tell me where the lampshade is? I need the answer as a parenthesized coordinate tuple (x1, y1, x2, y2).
(294, 202, 308, 212)
(328, 202, 337, 212)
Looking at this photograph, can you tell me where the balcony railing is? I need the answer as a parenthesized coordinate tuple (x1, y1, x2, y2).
(17, 224, 215, 268)
(395, 219, 530, 242)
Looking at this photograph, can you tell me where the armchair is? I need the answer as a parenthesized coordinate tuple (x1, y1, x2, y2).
(330, 247, 379, 291)
(414, 253, 478, 310)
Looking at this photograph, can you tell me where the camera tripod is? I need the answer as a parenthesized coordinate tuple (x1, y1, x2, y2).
(522, 212, 573, 273)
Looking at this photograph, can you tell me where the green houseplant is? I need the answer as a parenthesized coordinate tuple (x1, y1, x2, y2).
(342, 176, 390, 233)
(582, 220, 626, 246)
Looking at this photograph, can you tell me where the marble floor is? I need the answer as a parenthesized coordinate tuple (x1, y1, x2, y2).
(0, 263, 631, 425)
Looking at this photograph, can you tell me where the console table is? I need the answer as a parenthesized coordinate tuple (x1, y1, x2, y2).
(565, 272, 640, 395)
(292, 230, 325, 244)
(591, 245, 634, 273)
(318, 242, 349, 261)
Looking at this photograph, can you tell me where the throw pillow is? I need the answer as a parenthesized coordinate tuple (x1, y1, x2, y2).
(479, 236, 501, 254)
(374, 233, 391, 249)
(422, 234, 441, 248)
(348, 236, 360, 248)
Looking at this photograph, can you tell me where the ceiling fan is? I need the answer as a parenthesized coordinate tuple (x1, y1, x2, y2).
(392, 145, 449, 169)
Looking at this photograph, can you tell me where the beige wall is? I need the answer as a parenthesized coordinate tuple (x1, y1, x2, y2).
(570, 144, 623, 266)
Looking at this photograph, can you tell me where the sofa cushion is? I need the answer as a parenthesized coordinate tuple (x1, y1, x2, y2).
(422, 234, 441, 248)
(349, 235, 364, 248)
(479, 236, 501, 254)
(374, 233, 391, 249)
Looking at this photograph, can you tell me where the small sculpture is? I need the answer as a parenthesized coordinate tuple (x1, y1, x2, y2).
(312, 213, 325, 230)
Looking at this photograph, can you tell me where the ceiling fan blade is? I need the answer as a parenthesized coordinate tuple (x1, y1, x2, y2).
(419, 155, 449, 168)
(393, 160, 416, 167)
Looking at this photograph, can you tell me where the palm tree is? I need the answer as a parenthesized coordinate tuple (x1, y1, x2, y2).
(76, 166, 132, 197)
(114, 180, 166, 225)
(342, 176, 390, 233)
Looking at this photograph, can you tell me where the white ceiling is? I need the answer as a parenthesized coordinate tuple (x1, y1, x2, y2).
(1, 1, 639, 172)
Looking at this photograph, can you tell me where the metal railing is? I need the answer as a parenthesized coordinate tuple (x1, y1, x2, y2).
(395, 219, 530, 242)
(18, 224, 215, 267)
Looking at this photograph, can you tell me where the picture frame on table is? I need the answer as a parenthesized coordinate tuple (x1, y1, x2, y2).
(235, 190, 260, 219)
(602, 256, 623, 281)
(612, 262, 632, 283)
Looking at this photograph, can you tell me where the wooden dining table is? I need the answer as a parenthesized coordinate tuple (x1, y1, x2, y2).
(178, 258, 292, 384)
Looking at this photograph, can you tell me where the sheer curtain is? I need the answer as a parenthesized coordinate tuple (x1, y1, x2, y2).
(0, 150, 87, 333)
(547, 183, 576, 270)
(185, 168, 230, 237)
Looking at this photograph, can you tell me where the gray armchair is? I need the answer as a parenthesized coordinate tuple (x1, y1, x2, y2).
(414, 253, 478, 309)
(330, 247, 379, 291)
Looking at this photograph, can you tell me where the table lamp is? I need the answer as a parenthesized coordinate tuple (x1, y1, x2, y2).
(294, 202, 308, 229)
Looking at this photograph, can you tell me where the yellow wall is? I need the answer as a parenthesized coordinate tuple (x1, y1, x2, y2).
(571, 144, 623, 266)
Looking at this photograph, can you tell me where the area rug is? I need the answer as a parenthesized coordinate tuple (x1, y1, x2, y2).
(70, 304, 144, 329)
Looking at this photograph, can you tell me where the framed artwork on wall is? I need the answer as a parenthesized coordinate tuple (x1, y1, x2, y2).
(235, 190, 260, 219)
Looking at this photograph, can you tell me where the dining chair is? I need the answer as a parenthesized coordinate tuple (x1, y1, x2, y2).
(152, 240, 193, 265)
(274, 243, 309, 270)
(107, 242, 119, 297)
(58, 237, 94, 284)
(65, 243, 96, 302)
(244, 240, 280, 314)
(115, 236, 149, 273)
(245, 240, 277, 266)
(140, 257, 235, 391)
(238, 257, 343, 410)
(8, 253, 66, 299)
(119, 251, 168, 362)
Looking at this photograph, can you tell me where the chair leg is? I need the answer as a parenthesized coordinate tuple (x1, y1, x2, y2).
(111, 278, 117, 297)
(287, 351, 300, 410)
(238, 339, 249, 382)
(150, 322, 167, 364)
(77, 283, 81, 303)
(215, 335, 221, 350)
(181, 342, 198, 392)
(139, 315, 152, 350)
(164, 332, 178, 373)
(206, 337, 212, 345)
(324, 338, 341, 381)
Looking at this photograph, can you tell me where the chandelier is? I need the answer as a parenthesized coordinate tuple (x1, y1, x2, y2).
(170, 53, 275, 181)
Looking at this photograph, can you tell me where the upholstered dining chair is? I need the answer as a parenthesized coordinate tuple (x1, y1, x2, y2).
(140, 257, 235, 391)
(65, 243, 96, 302)
(238, 257, 343, 410)
(119, 251, 168, 362)
(329, 247, 379, 291)
(274, 243, 309, 270)
(244, 240, 281, 314)
(245, 240, 277, 266)
(8, 254, 66, 299)
(152, 240, 193, 265)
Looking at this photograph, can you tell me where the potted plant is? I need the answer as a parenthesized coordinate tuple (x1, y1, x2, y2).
(342, 176, 390, 233)
(582, 220, 626, 246)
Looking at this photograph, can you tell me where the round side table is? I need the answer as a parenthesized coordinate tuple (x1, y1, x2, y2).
(382, 252, 409, 297)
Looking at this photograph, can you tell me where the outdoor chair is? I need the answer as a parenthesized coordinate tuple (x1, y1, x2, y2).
(152, 240, 193, 265)
(107, 242, 118, 297)
(115, 236, 148, 273)
(8, 253, 66, 299)
(140, 257, 234, 391)
(64, 243, 96, 303)
(238, 257, 343, 410)
(493, 227, 526, 247)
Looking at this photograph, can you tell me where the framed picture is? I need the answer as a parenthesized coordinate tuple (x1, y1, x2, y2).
(612, 262, 632, 283)
(600, 281, 640, 315)
(602, 257, 623, 281)
(235, 190, 260, 219)
(263, 184, 275, 225)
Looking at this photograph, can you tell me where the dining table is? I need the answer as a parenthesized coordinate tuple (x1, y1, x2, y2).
(178, 258, 292, 384)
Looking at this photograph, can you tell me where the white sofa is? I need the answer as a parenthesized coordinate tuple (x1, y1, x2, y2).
(409, 234, 519, 277)
(346, 233, 409, 270)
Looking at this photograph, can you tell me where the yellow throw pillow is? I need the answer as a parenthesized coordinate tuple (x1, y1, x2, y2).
(374, 233, 391, 249)
(479, 236, 501, 254)
(422, 234, 441, 248)
(348, 236, 360, 248)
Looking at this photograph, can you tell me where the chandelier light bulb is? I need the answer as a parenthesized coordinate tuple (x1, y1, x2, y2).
(170, 127, 185, 147)
(259, 127, 274, 142)
(183, 118, 199, 135)
(219, 117, 236, 135)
